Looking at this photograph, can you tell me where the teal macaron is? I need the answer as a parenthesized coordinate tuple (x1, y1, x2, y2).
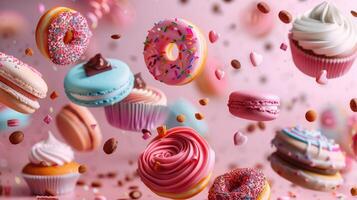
(64, 54, 134, 107)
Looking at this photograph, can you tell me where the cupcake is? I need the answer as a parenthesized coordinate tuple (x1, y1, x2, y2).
(105, 73, 167, 131)
(137, 127, 215, 199)
(22, 132, 80, 195)
(289, 1, 357, 79)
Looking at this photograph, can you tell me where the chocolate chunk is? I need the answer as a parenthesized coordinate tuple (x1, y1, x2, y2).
(84, 54, 112, 77)
(103, 138, 118, 154)
(9, 131, 24, 144)
(134, 73, 146, 89)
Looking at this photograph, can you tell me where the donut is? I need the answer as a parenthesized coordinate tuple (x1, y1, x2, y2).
(137, 127, 215, 199)
(208, 168, 270, 200)
(36, 7, 92, 65)
(270, 126, 345, 191)
(143, 18, 207, 85)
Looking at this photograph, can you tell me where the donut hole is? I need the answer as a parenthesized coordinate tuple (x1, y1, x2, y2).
(165, 43, 179, 61)
(63, 30, 74, 44)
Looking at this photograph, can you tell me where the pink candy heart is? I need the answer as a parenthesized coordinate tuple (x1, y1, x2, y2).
(233, 131, 248, 146)
(215, 68, 225, 80)
(250, 52, 263, 67)
(209, 31, 219, 43)
(316, 70, 328, 85)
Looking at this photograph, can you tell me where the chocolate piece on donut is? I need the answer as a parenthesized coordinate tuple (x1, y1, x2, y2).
(134, 73, 146, 89)
(84, 54, 112, 77)
(208, 168, 270, 200)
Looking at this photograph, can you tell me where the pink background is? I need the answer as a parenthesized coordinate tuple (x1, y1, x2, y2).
(1, 0, 357, 199)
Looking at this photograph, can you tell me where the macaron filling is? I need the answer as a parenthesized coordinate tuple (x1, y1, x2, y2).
(0, 75, 39, 101)
(228, 100, 280, 114)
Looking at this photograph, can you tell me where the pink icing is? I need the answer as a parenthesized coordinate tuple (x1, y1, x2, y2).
(143, 18, 205, 85)
(137, 127, 215, 194)
(47, 11, 92, 65)
(120, 87, 167, 105)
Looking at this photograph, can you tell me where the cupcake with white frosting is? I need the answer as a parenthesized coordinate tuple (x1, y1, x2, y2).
(22, 132, 80, 195)
(289, 1, 357, 79)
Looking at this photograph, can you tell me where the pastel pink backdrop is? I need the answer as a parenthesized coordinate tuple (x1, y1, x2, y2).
(0, 0, 357, 199)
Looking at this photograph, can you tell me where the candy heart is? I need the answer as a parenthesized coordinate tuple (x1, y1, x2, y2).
(215, 68, 225, 80)
(316, 70, 328, 85)
(234, 131, 248, 146)
(209, 31, 219, 43)
(250, 51, 263, 67)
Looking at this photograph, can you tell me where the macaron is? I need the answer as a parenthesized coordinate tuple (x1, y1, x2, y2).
(0, 104, 30, 132)
(165, 98, 208, 136)
(228, 91, 280, 121)
(0, 52, 48, 114)
(270, 126, 345, 191)
(64, 54, 134, 107)
(56, 103, 102, 151)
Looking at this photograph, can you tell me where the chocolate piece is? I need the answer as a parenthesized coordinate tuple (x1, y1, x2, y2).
(134, 73, 146, 89)
(84, 54, 112, 77)
(103, 138, 118, 154)
(78, 165, 87, 174)
(9, 131, 24, 144)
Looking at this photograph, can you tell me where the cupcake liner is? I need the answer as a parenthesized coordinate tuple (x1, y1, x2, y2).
(105, 102, 168, 131)
(22, 173, 79, 195)
(289, 34, 357, 79)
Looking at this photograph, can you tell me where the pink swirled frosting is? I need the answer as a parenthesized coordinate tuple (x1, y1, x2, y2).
(121, 87, 167, 105)
(137, 127, 215, 194)
(29, 132, 74, 166)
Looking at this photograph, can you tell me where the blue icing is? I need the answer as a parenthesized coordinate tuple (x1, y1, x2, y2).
(165, 98, 208, 136)
(64, 58, 134, 106)
(0, 108, 30, 132)
(282, 126, 336, 150)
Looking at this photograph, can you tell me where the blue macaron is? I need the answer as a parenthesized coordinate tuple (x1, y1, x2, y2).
(64, 56, 134, 107)
(165, 98, 208, 136)
(0, 106, 30, 132)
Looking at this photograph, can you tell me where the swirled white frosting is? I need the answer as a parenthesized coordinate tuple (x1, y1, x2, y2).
(29, 132, 74, 166)
(121, 87, 167, 106)
(292, 1, 357, 57)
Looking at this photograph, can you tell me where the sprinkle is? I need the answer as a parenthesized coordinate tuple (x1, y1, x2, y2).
(9, 131, 24, 145)
(231, 59, 241, 69)
(214, 68, 225, 80)
(176, 114, 185, 123)
(50, 91, 59, 100)
(350, 98, 357, 112)
(157, 125, 167, 137)
(25, 48, 34, 56)
(351, 10, 357, 17)
(199, 98, 209, 106)
(305, 110, 317, 122)
(250, 51, 263, 67)
(195, 113, 204, 120)
(78, 165, 87, 174)
(43, 115, 52, 124)
(234, 131, 248, 146)
(208, 30, 219, 43)
(279, 10, 293, 24)
(257, 2, 270, 14)
(111, 34, 121, 40)
(7, 119, 19, 127)
(280, 43, 288, 51)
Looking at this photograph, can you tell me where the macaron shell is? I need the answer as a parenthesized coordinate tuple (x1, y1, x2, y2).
(64, 59, 134, 106)
(229, 91, 280, 102)
(56, 103, 101, 151)
(0, 53, 48, 98)
(56, 108, 91, 151)
(0, 88, 36, 114)
(270, 153, 343, 191)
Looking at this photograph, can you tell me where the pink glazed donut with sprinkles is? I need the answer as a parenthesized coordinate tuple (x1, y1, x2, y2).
(143, 18, 207, 85)
(36, 7, 92, 65)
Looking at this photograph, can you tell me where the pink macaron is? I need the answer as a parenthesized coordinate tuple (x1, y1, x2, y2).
(56, 103, 102, 152)
(228, 91, 280, 121)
